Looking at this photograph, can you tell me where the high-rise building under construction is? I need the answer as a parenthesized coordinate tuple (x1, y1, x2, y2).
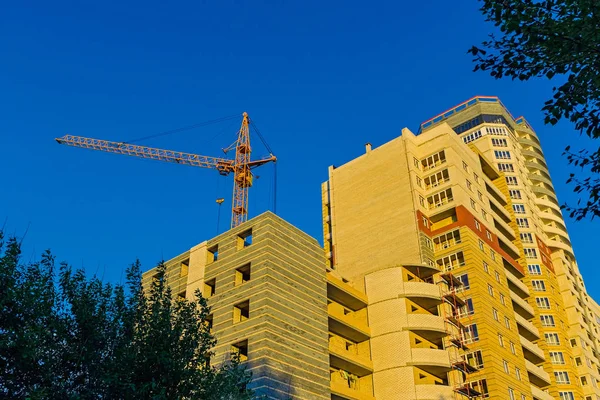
(144, 96, 600, 400)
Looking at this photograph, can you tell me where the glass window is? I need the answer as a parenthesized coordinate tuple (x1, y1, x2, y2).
(555, 371, 571, 384)
(550, 351, 565, 365)
(536, 297, 551, 309)
(541, 315, 556, 327)
(528, 264, 542, 275)
(545, 333, 561, 345)
(532, 280, 546, 291)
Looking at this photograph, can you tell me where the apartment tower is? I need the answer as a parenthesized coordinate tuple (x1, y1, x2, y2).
(322, 96, 600, 400)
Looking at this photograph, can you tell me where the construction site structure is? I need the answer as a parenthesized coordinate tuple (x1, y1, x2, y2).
(55, 112, 276, 228)
(140, 96, 600, 400)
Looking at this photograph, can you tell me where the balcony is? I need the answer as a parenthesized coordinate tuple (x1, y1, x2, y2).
(525, 359, 551, 388)
(327, 272, 368, 311)
(331, 380, 375, 400)
(402, 282, 443, 310)
(511, 292, 535, 319)
(329, 341, 373, 377)
(515, 314, 540, 341)
(520, 336, 545, 364)
(506, 270, 530, 298)
(407, 348, 451, 379)
(414, 384, 454, 400)
(494, 216, 517, 241)
(328, 303, 370, 342)
(404, 314, 447, 345)
(530, 385, 554, 400)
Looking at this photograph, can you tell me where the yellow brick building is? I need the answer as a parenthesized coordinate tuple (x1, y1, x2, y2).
(143, 96, 599, 400)
(322, 96, 600, 400)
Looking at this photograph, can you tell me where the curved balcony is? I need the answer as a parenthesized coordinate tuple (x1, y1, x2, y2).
(543, 224, 570, 241)
(402, 282, 443, 310)
(414, 384, 454, 400)
(520, 336, 545, 364)
(515, 314, 540, 341)
(489, 196, 512, 223)
(539, 210, 567, 227)
(535, 197, 562, 213)
(529, 173, 554, 189)
(526, 359, 551, 388)
(521, 148, 545, 160)
(547, 238, 573, 254)
(404, 314, 447, 345)
(532, 185, 558, 200)
(494, 216, 517, 241)
(519, 137, 544, 153)
(407, 348, 451, 379)
(525, 160, 550, 174)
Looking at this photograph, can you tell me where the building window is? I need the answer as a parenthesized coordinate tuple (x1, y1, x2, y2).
(498, 163, 515, 172)
(545, 333, 561, 345)
(235, 264, 251, 286)
(559, 392, 574, 400)
(204, 278, 216, 297)
(541, 315, 556, 327)
(500, 293, 506, 305)
(473, 173, 480, 183)
(498, 333, 504, 347)
(471, 199, 477, 211)
(231, 339, 248, 362)
(555, 371, 571, 384)
(233, 300, 250, 323)
(478, 239, 485, 251)
(478, 191, 483, 201)
(414, 157, 420, 168)
(528, 264, 542, 275)
(416, 176, 423, 188)
(466, 180, 473, 191)
(490, 250, 496, 261)
(207, 245, 219, 263)
(469, 379, 489, 398)
(517, 218, 530, 228)
(515, 368, 522, 381)
(426, 188, 454, 209)
(421, 150, 446, 171)
(464, 324, 480, 343)
(465, 350, 484, 369)
(237, 229, 253, 249)
(495, 271, 501, 283)
(424, 169, 450, 189)
(506, 176, 519, 186)
(488, 284, 494, 297)
(510, 341, 516, 354)
(524, 248, 538, 259)
(536, 297, 551, 309)
(419, 196, 425, 207)
(505, 316, 511, 330)
(457, 273, 470, 290)
(493, 308, 499, 321)
(463, 129, 483, 144)
(475, 220, 481, 230)
(433, 229, 462, 250)
(483, 262, 489, 273)
(503, 360, 510, 374)
(513, 204, 526, 214)
(463, 161, 469, 172)
(461, 298, 475, 316)
(509, 189, 522, 199)
(436, 251, 465, 271)
(492, 138, 508, 147)
(494, 150, 511, 159)
(486, 230, 492, 240)
(550, 351, 566, 365)
(532, 280, 546, 291)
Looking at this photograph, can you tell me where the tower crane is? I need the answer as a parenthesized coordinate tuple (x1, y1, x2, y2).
(55, 112, 276, 229)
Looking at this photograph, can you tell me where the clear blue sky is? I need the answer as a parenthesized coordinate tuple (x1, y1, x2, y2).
(1, 1, 598, 296)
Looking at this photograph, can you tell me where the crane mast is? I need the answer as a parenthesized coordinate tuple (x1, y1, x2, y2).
(55, 112, 276, 228)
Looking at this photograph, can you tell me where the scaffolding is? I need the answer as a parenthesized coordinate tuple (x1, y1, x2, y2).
(438, 271, 481, 399)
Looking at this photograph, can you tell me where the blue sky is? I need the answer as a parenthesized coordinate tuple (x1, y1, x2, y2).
(1, 1, 598, 296)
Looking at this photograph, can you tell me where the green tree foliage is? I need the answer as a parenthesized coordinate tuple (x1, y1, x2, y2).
(469, 0, 600, 220)
(0, 231, 253, 399)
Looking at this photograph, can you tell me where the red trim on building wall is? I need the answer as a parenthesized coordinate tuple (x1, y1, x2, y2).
(417, 206, 525, 275)
(535, 235, 555, 274)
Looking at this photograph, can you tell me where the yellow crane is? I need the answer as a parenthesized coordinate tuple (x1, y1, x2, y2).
(55, 112, 276, 228)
